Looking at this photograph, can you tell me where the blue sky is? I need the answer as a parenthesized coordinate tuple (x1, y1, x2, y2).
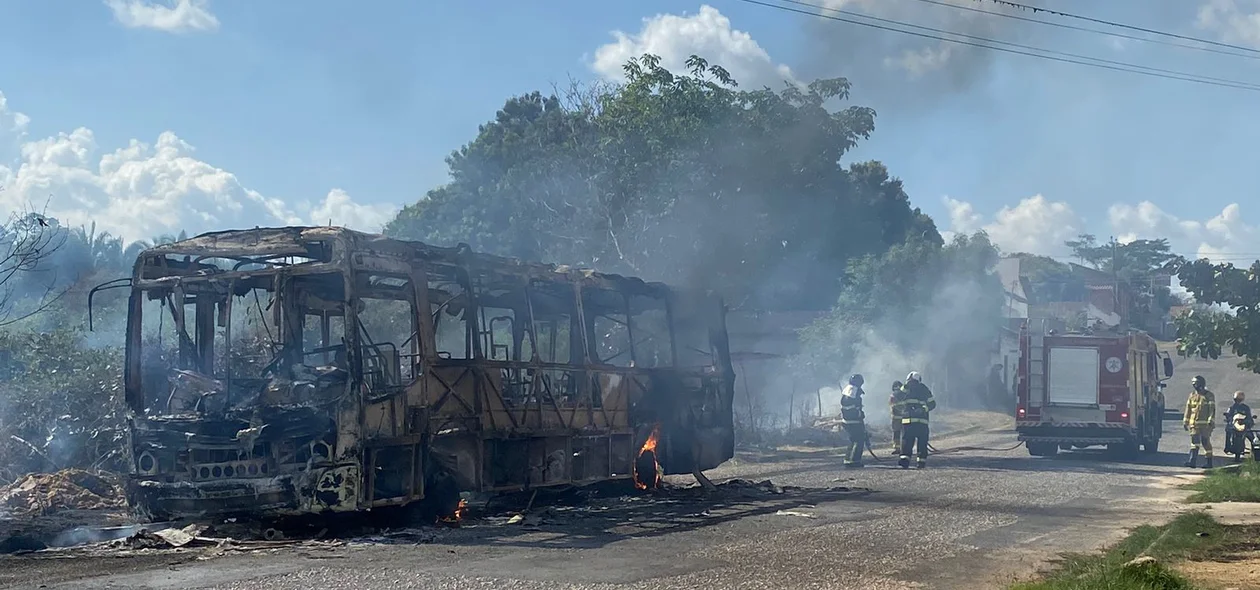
(1, 0, 1259, 262)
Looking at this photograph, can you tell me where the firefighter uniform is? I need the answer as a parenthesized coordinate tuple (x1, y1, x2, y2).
(1183, 375, 1216, 469)
(840, 375, 867, 468)
(897, 372, 937, 469)
(890, 380, 905, 455)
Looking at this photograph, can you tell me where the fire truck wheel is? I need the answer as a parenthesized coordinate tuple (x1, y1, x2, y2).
(1028, 442, 1058, 457)
(1141, 438, 1159, 454)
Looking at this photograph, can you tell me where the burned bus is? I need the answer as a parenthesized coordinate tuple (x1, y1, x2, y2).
(101, 227, 736, 520)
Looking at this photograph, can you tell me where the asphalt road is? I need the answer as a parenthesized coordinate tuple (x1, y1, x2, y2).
(4, 353, 1257, 590)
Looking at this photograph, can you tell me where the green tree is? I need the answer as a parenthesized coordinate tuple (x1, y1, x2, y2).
(384, 54, 939, 310)
(1175, 259, 1260, 371)
(1009, 253, 1078, 304)
(1064, 234, 1184, 331)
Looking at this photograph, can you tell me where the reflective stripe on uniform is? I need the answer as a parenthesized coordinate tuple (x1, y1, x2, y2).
(902, 417, 928, 424)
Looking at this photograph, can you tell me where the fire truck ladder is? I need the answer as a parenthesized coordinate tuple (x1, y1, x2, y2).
(1027, 319, 1047, 411)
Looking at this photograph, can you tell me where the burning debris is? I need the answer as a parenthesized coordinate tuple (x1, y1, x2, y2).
(0, 470, 124, 516)
(437, 499, 468, 527)
(633, 424, 664, 491)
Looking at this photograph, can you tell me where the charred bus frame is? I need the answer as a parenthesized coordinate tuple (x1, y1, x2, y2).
(100, 227, 736, 519)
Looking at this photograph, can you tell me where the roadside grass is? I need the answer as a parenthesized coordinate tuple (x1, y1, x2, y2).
(1011, 511, 1225, 590)
(1185, 460, 1260, 503)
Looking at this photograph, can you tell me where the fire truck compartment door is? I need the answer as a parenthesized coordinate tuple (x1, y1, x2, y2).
(1047, 346, 1100, 407)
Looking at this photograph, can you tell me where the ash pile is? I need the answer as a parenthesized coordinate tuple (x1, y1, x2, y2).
(0, 469, 131, 554)
(0, 469, 125, 516)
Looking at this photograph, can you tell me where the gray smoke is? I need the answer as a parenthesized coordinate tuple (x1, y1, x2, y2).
(797, 0, 1051, 112)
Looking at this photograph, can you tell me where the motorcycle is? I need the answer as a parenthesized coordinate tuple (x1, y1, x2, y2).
(1223, 411, 1259, 462)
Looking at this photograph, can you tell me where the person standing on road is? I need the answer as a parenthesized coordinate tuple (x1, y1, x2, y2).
(1183, 375, 1217, 469)
(1223, 391, 1254, 462)
(840, 374, 868, 469)
(897, 371, 937, 469)
(890, 380, 906, 456)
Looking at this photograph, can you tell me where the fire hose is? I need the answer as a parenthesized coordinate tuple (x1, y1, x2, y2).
(926, 441, 1026, 454)
(861, 437, 1025, 461)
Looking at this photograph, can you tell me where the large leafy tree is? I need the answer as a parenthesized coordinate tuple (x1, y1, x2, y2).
(1065, 234, 1184, 330)
(385, 54, 939, 310)
(1175, 259, 1260, 371)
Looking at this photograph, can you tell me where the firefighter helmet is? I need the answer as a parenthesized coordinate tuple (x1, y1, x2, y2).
(906, 371, 922, 383)
(1193, 375, 1206, 389)
(849, 374, 864, 386)
(892, 380, 903, 391)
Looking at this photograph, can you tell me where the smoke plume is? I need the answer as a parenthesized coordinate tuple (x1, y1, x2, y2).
(798, 0, 1052, 113)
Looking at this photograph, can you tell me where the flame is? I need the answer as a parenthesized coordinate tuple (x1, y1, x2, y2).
(438, 499, 468, 525)
(633, 424, 663, 490)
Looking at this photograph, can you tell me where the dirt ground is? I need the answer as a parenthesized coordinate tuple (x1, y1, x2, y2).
(1177, 554, 1260, 589)
(1176, 524, 1260, 590)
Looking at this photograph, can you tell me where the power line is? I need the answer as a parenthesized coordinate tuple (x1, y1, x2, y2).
(975, 0, 1260, 56)
(735, 0, 1260, 92)
(905, 0, 1260, 62)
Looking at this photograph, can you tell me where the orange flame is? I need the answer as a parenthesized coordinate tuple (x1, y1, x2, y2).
(633, 424, 663, 490)
(438, 499, 468, 525)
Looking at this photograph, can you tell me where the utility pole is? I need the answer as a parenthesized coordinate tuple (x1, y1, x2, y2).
(1111, 236, 1127, 332)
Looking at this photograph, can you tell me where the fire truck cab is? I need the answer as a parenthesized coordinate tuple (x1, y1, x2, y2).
(1015, 321, 1174, 457)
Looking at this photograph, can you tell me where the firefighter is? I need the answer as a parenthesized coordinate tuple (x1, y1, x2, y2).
(1183, 375, 1217, 469)
(890, 380, 906, 455)
(840, 374, 867, 468)
(897, 371, 937, 469)
(1224, 391, 1254, 462)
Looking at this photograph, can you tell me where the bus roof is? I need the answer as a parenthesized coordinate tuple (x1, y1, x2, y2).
(141, 226, 694, 300)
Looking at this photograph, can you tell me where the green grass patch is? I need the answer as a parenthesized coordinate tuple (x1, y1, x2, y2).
(1011, 511, 1225, 590)
(1185, 460, 1260, 503)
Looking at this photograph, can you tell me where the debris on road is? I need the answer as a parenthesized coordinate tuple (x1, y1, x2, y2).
(120, 525, 215, 550)
(773, 510, 816, 519)
(0, 470, 124, 516)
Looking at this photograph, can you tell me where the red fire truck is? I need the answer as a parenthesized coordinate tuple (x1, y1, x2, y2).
(1015, 321, 1174, 457)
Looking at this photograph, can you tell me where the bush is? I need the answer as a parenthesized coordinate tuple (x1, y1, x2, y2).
(0, 327, 125, 483)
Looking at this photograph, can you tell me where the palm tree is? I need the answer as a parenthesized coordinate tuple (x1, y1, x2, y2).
(69, 222, 126, 273)
(121, 230, 189, 266)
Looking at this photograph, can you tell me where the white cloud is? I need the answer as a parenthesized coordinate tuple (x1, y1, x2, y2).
(591, 5, 798, 88)
(0, 90, 397, 243)
(943, 190, 1260, 265)
(1197, 0, 1260, 48)
(942, 195, 1083, 255)
(1110, 201, 1260, 263)
(105, 0, 220, 34)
